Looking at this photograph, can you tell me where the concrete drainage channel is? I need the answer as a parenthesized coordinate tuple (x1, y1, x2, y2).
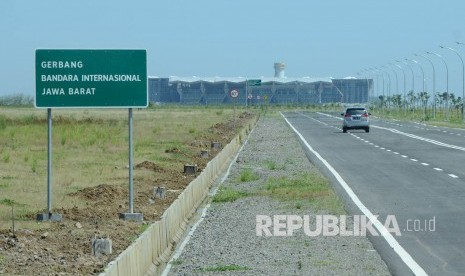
(99, 118, 257, 276)
(161, 124, 255, 276)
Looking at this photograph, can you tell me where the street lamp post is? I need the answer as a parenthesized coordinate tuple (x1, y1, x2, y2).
(358, 70, 371, 103)
(406, 58, 426, 117)
(372, 68, 385, 108)
(367, 68, 380, 97)
(377, 67, 391, 109)
(415, 53, 436, 118)
(384, 65, 398, 95)
(367, 69, 379, 98)
(427, 51, 449, 121)
(364, 69, 375, 100)
(366, 69, 376, 101)
(406, 58, 425, 92)
(442, 43, 465, 122)
(397, 59, 415, 111)
(392, 62, 407, 112)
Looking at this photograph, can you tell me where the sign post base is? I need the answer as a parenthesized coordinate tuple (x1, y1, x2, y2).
(119, 212, 143, 221)
(36, 213, 63, 222)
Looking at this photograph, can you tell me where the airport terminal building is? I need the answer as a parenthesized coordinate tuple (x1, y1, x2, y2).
(148, 64, 373, 105)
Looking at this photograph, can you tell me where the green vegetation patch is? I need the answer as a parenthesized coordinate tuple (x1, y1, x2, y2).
(261, 172, 344, 214)
(201, 264, 251, 272)
(265, 173, 329, 199)
(238, 168, 260, 182)
(0, 198, 18, 206)
(264, 159, 285, 170)
(170, 259, 183, 265)
(213, 187, 249, 203)
(265, 160, 278, 170)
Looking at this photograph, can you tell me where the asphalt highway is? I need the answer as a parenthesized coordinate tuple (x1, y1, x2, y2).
(282, 111, 465, 276)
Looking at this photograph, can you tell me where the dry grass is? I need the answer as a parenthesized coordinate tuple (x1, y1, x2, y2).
(0, 106, 239, 228)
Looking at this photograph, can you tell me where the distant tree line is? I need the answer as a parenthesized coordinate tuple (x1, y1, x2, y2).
(0, 94, 34, 107)
(374, 90, 463, 120)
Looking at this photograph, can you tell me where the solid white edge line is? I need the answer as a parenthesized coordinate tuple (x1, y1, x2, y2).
(161, 124, 256, 276)
(281, 112, 428, 276)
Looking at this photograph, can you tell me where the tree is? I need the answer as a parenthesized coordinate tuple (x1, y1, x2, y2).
(407, 90, 416, 111)
(378, 95, 385, 108)
(418, 92, 430, 118)
(0, 94, 33, 106)
(391, 94, 402, 109)
(452, 96, 462, 116)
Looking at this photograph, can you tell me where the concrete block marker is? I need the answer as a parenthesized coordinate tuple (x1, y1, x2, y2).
(211, 141, 222, 150)
(36, 212, 62, 222)
(119, 212, 143, 221)
(184, 164, 198, 174)
(92, 237, 112, 256)
(154, 186, 166, 199)
(200, 150, 209, 158)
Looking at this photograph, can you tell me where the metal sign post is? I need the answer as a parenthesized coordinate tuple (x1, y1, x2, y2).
(230, 89, 239, 128)
(245, 80, 248, 110)
(128, 108, 134, 213)
(246, 79, 261, 110)
(36, 108, 63, 222)
(47, 108, 52, 214)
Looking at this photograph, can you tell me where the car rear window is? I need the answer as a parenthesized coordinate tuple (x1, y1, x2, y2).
(346, 108, 366, 115)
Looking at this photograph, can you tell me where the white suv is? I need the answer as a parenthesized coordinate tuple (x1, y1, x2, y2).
(341, 107, 370, 133)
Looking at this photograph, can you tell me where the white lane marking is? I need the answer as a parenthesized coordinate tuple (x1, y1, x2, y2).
(312, 112, 460, 182)
(372, 125, 465, 152)
(393, 152, 399, 155)
(434, 168, 443, 171)
(282, 113, 428, 276)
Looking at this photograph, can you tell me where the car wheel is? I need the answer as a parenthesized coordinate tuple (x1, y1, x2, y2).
(343, 127, 347, 133)
(365, 127, 370, 133)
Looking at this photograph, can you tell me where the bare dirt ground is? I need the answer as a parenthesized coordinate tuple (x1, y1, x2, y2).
(0, 112, 256, 276)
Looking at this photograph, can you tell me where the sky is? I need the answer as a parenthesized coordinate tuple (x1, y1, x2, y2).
(1, 0, 465, 98)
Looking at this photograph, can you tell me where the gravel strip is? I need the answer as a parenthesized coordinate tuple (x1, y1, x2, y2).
(168, 114, 391, 276)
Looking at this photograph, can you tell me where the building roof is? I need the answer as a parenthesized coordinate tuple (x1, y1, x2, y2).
(149, 76, 335, 84)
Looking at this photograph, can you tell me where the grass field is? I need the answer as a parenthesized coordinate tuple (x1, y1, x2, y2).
(0, 106, 247, 227)
(367, 106, 465, 128)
